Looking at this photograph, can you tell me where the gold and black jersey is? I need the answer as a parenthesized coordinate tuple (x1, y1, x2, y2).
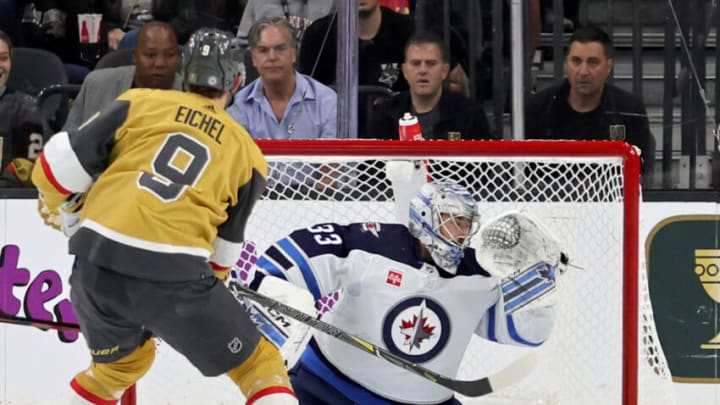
(33, 89, 267, 281)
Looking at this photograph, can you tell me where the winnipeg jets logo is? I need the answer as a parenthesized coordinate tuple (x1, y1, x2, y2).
(383, 297, 450, 362)
(361, 222, 381, 238)
(399, 299, 435, 351)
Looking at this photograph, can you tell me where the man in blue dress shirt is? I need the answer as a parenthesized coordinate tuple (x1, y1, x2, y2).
(228, 16, 337, 140)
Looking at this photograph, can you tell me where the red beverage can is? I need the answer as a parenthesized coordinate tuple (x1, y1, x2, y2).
(398, 112, 423, 141)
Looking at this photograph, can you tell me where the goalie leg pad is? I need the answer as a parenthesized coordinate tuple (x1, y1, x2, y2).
(227, 337, 297, 404)
(71, 338, 155, 403)
(256, 276, 316, 367)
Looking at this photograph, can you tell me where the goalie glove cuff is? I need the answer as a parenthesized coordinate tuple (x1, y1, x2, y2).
(501, 262, 556, 314)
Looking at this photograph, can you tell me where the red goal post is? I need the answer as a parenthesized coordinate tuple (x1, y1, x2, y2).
(127, 139, 673, 405)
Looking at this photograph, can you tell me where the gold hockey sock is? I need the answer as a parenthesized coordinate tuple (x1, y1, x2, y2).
(226, 337, 295, 402)
(71, 338, 156, 403)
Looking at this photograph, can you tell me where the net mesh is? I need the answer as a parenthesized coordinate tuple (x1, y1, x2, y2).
(135, 150, 674, 405)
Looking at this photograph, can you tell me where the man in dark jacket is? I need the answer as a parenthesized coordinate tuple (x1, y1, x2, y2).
(0, 29, 43, 187)
(299, 0, 414, 93)
(367, 31, 494, 140)
(525, 25, 655, 175)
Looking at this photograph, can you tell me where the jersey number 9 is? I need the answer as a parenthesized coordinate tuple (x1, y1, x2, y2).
(138, 133, 210, 202)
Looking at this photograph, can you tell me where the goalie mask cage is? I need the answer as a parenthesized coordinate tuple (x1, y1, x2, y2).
(127, 140, 675, 405)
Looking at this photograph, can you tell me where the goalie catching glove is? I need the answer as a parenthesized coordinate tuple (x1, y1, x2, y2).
(475, 211, 569, 311)
(475, 210, 569, 277)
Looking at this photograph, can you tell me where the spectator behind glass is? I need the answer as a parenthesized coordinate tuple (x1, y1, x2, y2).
(228, 17, 337, 194)
(407, 0, 478, 98)
(63, 21, 182, 130)
(0, 0, 24, 45)
(228, 16, 337, 140)
(524, 24, 655, 175)
(108, 0, 248, 50)
(409, 0, 540, 102)
(298, 0, 414, 93)
(368, 31, 493, 140)
(236, 0, 335, 54)
(104, 0, 159, 50)
(0, 29, 43, 187)
(15, 2, 108, 83)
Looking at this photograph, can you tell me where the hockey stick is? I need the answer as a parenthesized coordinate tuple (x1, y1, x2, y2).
(0, 310, 81, 332)
(228, 280, 538, 397)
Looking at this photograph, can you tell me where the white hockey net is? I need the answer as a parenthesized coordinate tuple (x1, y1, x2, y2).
(133, 140, 674, 405)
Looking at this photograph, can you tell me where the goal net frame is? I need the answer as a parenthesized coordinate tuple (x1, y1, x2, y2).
(124, 139, 672, 405)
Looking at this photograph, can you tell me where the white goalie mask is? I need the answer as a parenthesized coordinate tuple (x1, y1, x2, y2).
(408, 182, 480, 274)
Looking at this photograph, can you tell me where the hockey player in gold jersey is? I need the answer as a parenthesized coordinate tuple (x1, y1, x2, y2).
(32, 28, 298, 405)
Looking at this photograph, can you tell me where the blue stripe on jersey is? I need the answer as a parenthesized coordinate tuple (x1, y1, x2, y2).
(256, 255, 286, 280)
(278, 237, 322, 300)
(487, 304, 498, 342)
(299, 343, 396, 405)
(506, 314, 543, 346)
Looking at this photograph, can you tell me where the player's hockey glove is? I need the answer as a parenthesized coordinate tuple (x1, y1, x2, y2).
(60, 193, 85, 237)
(38, 192, 63, 232)
(37, 191, 85, 236)
(3, 157, 35, 187)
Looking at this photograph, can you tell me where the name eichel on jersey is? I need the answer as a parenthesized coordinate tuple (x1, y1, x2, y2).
(174, 105, 226, 144)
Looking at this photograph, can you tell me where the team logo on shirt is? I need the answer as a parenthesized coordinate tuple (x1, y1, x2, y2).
(378, 63, 400, 88)
(361, 222, 382, 238)
(227, 337, 243, 354)
(609, 124, 626, 141)
(382, 297, 450, 362)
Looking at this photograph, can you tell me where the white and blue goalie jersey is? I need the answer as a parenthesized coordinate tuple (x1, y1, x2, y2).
(253, 222, 555, 404)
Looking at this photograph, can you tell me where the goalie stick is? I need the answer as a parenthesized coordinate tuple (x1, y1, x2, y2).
(227, 280, 538, 397)
(0, 310, 81, 332)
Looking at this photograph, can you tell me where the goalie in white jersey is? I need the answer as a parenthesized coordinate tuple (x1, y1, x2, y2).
(247, 181, 561, 404)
